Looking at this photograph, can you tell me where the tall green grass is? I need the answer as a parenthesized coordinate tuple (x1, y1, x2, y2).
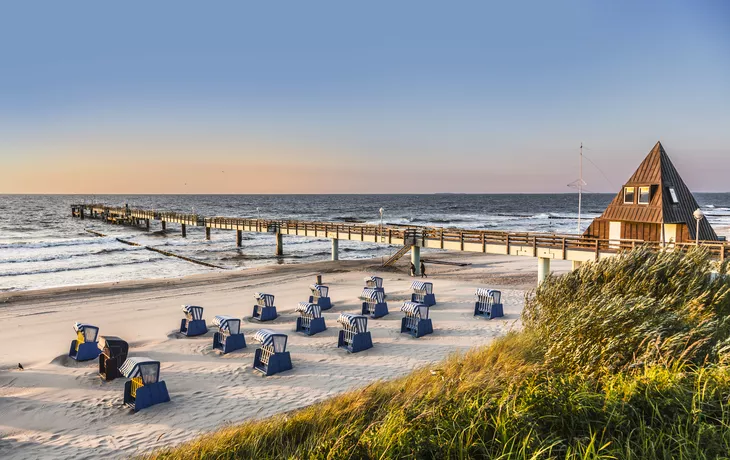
(148, 248, 730, 460)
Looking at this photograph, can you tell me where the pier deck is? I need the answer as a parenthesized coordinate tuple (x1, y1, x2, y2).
(71, 204, 729, 284)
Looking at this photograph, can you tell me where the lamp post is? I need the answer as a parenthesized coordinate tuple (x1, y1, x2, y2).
(693, 208, 704, 246)
(379, 207, 384, 242)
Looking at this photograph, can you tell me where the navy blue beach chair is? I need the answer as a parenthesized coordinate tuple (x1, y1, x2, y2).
(411, 281, 436, 306)
(360, 288, 389, 318)
(308, 284, 332, 310)
(252, 292, 278, 321)
(337, 313, 373, 353)
(474, 289, 504, 319)
(212, 315, 246, 353)
(69, 322, 101, 361)
(295, 302, 326, 336)
(400, 301, 433, 338)
(363, 275, 385, 293)
(120, 357, 170, 412)
(180, 305, 207, 336)
(252, 329, 293, 376)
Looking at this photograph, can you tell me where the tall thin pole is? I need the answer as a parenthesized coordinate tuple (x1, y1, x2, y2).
(578, 143, 583, 232)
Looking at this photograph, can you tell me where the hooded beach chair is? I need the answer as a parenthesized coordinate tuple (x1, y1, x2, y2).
(120, 357, 170, 411)
(252, 292, 278, 322)
(252, 329, 292, 376)
(308, 284, 332, 310)
(360, 288, 389, 319)
(364, 275, 385, 293)
(411, 281, 436, 306)
(337, 313, 373, 353)
(69, 322, 101, 361)
(295, 302, 327, 336)
(474, 289, 504, 319)
(98, 336, 129, 381)
(212, 315, 246, 354)
(180, 305, 207, 336)
(400, 301, 433, 338)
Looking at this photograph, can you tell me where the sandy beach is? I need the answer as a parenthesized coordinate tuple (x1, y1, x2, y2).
(0, 253, 570, 459)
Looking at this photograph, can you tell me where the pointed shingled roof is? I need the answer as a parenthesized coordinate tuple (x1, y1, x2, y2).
(591, 141, 718, 241)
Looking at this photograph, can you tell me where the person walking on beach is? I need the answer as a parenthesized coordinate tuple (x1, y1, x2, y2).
(410, 262, 416, 277)
(420, 261, 427, 278)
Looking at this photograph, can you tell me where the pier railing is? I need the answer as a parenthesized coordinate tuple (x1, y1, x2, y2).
(71, 204, 729, 262)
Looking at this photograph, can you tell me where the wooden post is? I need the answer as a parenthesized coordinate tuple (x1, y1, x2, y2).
(275, 231, 283, 256)
(331, 238, 339, 261)
(594, 239, 599, 261)
(181, 224, 187, 238)
(460, 232, 464, 251)
(482, 233, 486, 253)
(236, 229, 242, 247)
(562, 238, 566, 260)
(162, 221, 166, 231)
(506, 234, 511, 255)
(80, 208, 85, 220)
(146, 219, 150, 230)
(205, 227, 211, 240)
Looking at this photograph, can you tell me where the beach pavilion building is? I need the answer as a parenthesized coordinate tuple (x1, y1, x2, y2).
(583, 141, 719, 244)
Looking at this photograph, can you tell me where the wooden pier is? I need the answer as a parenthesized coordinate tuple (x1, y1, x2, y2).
(71, 203, 729, 284)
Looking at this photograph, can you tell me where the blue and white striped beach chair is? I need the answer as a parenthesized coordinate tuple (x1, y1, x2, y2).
(308, 284, 332, 310)
(363, 275, 384, 293)
(474, 289, 504, 319)
(180, 305, 208, 336)
(120, 357, 170, 412)
(295, 302, 326, 336)
(212, 315, 246, 354)
(400, 301, 433, 338)
(252, 329, 292, 376)
(337, 313, 373, 353)
(252, 292, 278, 322)
(69, 322, 101, 361)
(360, 288, 389, 319)
(410, 281, 436, 306)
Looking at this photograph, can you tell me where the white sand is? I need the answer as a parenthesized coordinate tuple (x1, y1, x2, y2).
(0, 253, 570, 459)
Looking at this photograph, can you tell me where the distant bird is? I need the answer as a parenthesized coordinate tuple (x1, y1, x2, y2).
(18, 363, 24, 371)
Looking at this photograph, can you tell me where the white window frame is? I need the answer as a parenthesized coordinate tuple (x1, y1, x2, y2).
(623, 187, 635, 204)
(668, 187, 679, 204)
(638, 186, 651, 205)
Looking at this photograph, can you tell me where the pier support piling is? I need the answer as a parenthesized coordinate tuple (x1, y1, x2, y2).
(205, 227, 211, 240)
(331, 238, 339, 261)
(161, 221, 166, 231)
(80, 209, 84, 220)
(181, 224, 187, 238)
(146, 219, 150, 230)
(275, 231, 283, 256)
(411, 245, 421, 276)
(236, 230, 242, 247)
(537, 257, 551, 285)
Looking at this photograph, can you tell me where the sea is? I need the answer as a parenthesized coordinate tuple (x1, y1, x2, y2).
(2, 194, 729, 292)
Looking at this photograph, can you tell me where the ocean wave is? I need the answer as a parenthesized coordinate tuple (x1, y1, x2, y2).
(0, 246, 144, 264)
(0, 236, 118, 250)
(0, 258, 156, 278)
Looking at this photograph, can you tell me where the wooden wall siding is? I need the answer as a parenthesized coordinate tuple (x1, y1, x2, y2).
(583, 141, 719, 241)
(585, 220, 692, 243)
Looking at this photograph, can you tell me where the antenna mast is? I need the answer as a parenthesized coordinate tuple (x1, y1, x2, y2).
(578, 143, 583, 232)
(567, 143, 587, 233)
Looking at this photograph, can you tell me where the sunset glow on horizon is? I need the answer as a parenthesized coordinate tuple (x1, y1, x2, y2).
(2, 1, 729, 194)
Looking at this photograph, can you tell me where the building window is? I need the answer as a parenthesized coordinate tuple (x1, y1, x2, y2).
(668, 187, 679, 204)
(638, 186, 651, 204)
(624, 187, 635, 204)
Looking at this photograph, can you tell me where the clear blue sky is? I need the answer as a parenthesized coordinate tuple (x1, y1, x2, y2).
(1, 1, 728, 193)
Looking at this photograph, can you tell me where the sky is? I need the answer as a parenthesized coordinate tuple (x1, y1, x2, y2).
(1, 1, 729, 194)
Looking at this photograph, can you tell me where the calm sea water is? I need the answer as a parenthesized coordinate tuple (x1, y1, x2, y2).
(1, 194, 729, 292)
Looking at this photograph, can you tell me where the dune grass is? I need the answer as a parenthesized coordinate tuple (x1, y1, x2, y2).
(148, 248, 730, 459)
